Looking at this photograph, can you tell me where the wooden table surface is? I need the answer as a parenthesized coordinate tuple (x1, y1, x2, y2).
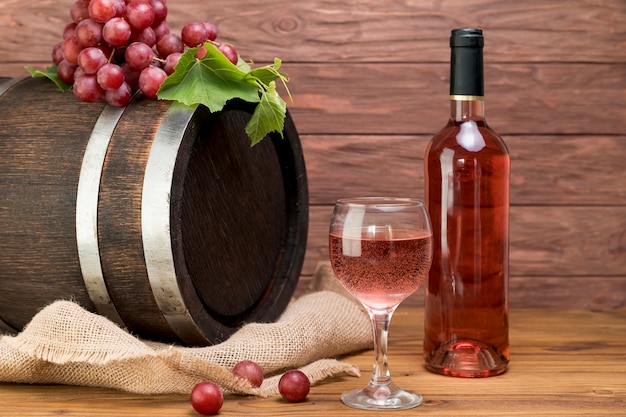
(1, 308, 625, 416)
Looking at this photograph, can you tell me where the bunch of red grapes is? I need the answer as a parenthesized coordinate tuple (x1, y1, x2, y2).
(53, 0, 239, 106)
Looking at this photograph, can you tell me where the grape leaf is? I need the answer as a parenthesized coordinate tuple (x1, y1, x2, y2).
(246, 81, 287, 146)
(158, 44, 261, 112)
(157, 42, 290, 146)
(236, 59, 252, 73)
(248, 58, 284, 86)
(25, 64, 72, 92)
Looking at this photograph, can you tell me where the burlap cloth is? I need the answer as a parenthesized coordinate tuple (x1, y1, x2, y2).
(0, 262, 372, 396)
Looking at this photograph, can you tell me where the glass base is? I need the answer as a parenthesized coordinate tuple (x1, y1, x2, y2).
(425, 339, 508, 377)
(341, 382, 423, 411)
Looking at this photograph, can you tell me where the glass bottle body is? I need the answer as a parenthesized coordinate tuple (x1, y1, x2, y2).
(423, 99, 510, 377)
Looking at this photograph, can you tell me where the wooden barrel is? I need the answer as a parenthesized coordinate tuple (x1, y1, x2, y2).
(0, 77, 308, 346)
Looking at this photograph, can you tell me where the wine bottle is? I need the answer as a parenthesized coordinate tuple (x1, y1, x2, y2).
(423, 28, 510, 377)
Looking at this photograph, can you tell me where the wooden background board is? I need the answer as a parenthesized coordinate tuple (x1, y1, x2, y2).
(1, 0, 625, 309)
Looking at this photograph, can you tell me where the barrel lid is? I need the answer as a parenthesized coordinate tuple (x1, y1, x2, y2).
(169, 100, 308, 345)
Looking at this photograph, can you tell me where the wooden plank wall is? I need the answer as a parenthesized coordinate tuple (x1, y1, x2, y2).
(1, 0, 625, 309)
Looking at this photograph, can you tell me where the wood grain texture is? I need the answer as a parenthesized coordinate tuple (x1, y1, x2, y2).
(300, 134, 626, 205)
(286, 63, 626, 136)
(2, 0, 625, 63)
(0, 78, 100, 329)
(1, 308, 625, 416)
(1, 0, 625, 309)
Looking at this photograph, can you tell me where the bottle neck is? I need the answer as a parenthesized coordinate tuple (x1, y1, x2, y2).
(450, 97, 485, 122)
(449, 28, 485, 122)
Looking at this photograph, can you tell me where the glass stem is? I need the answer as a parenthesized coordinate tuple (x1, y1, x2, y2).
(367, 307, 397, 387)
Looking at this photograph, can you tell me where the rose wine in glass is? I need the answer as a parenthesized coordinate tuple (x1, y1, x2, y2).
(329, 197, 432, 410)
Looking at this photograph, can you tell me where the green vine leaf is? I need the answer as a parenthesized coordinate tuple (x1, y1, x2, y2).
(157, 42, 290, 146)
(157, 44, 260, 111)
(246, 81, 287, 146)
(25, 64, 72, 92)
(249, 58, 283, 86)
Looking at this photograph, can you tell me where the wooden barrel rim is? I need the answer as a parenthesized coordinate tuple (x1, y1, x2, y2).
(0, 77, 24, 98)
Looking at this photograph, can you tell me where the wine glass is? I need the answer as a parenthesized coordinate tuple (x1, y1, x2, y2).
(329, 197, 433, 410)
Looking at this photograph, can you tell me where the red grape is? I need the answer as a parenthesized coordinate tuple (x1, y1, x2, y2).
(130, 27, 156, 47)
(70, 0, 91, 23)
(102, 16, 132, 46)
(121, 63, 141, 89)
(190, 381, 223, 415)
(278, 370, 310, 403)
(52, 41, 65, 65)
(125, 1, 155, 30)
(97, 63, 124, 90)
(232, 360, 264, 388)
(218, 43, 238, 65)
(77, 47, 107, 74)
(89, 0, 125, 23)
(125, 41, 155, 70)
(75, 19, 103, 47)
(151, 0, 167, 25)
(63, 22, 78, 40)
(74, 66, 87, 81)
(156, 33, 183, 57)
(57, 59, 78, 84)
(105, 81, 132, 106)
(203, 22, 217, 41)
(139, 66, 167, 98)
(181, 22, 208, 47)
(163, 52, 181, 75)
(62, 36, 83, 65)
(73, 74, 105, 102)
(151, 20, 169, 40)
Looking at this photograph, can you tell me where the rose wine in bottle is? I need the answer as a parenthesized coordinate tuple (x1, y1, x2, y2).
(423, 28, 510, 377)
